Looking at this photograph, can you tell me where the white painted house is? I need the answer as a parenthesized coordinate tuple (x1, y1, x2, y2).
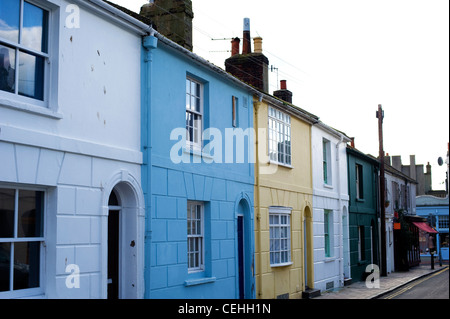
(384, 162, 417, 274)
(311, 123, 351, 292)
(0, 0, 150, 299)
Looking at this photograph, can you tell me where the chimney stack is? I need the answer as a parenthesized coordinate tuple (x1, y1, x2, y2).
(140, 0, 194, 51)
(273, 80, 293, 103)
(225, 18, 269, 93)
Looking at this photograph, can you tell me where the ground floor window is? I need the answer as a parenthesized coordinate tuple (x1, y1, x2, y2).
(187, 201, 204, 272)
(0, 187, 44, 294)
(269, 207, 291, 266)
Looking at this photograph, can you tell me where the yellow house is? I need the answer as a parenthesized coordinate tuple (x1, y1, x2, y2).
(223, 18, 320, 299)
(253, 92, 318, 299)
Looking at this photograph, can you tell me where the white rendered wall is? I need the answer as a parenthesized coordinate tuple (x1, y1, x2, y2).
(0, 0, 144, 299)
(311, 125, 350, 292)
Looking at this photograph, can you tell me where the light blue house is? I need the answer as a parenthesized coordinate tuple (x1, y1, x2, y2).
(141, 30, 256, 299)
(416, 195, 449, 261)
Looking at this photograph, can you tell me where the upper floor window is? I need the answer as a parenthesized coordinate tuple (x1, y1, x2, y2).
(0, 187, 45, 297)
(355, 164, 364, 200)
(0, 0, 49, 102)
(186, 77, 203, 150)
(323, 139, 332, 185)
(268, 106, 291, 166)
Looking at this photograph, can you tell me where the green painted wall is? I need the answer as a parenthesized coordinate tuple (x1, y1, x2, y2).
(347, 148, 380, 282)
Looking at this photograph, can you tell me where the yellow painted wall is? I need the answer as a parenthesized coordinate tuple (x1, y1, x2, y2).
(253, 98, 314, 299)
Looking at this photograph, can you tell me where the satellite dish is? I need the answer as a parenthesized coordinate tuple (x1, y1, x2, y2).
(438, 157, 444, 166)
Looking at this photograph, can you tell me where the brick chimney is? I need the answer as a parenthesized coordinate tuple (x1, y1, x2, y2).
(140, 0, 194, 51)
(225, 18, 269, 93)
(273, 80, 293, 103)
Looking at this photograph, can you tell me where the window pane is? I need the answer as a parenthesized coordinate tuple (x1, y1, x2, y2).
(13, 242, 40, 290)
(18, 51, 44, 100)
(0, 189, 15, 238)
(18, 190, 44, 238)
(0, 44, 16, 94)
(0, 243, 11, 292)
(22, 1, 49, 53)
(186, 93, 191, 110)
(0, 0, 20, 43)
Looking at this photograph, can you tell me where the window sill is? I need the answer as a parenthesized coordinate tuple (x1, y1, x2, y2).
(324, 257, 336, 263)
(269, 160, 293, 169)
(183, 146, 214, 160)
(0, 97, 62, 119)
(323, 183, 334, 190)
(270, 261, 293, 268)
(184, 277, 216, 287)
(356, 198, 365, 203)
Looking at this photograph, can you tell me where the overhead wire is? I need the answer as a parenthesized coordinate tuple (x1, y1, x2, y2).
(141, 1, 305, 92)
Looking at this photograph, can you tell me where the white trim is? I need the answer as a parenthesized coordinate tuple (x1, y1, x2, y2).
(0, 125, 143, 165)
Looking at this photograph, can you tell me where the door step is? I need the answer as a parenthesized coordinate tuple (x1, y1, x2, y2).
(302, 288, 321, 299)
(344, 277, 352, 286)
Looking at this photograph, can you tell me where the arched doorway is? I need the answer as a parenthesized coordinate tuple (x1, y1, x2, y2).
(236, 195, 254, 299)
(105, 176, 144, 299)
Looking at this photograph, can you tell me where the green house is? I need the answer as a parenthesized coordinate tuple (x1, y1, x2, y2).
(347, 147, 380, 282)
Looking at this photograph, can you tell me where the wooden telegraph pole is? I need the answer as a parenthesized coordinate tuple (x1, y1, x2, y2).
(377, 104, 387, 277)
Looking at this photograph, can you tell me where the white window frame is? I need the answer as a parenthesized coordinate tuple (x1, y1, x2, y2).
(323, 138, 332, 186)
(187, 201, 204, 273)
(324, 209, 333, 258)
(269, 207, 292, 267)
(268, 106, 291, 167)
(186, 77, 203, 151)
(0, 186, 46, 299)
(0, 0, 59, 117)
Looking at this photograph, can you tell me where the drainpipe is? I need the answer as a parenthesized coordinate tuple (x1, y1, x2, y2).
(336, 134, 344, 287)
(142, 32, 158, 299)
(254, 95, 266, 299)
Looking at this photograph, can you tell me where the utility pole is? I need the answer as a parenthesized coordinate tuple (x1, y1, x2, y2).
(377, 104, 387, 277)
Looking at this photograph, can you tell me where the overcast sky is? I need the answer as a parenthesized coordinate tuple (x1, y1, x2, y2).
(109, 0, 449, 190)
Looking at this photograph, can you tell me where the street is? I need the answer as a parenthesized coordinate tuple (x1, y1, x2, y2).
(382, 267, 449, 299)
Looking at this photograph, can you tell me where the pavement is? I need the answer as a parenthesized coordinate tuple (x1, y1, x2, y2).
(314, 259, 449, 299)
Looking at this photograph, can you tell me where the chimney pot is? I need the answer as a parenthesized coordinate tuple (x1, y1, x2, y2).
(253, 37, 263, 53)
(242, 18, 252, 54)
(243, 18, 250, 31)
(231, 37, 240, 56)
(280, 80, 287, 90)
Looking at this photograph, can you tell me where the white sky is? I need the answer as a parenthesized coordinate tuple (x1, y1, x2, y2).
(109, 0, 449, 190)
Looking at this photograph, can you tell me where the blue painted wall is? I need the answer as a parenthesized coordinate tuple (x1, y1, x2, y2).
(417, 205, 449, 260)
(142, 36, 255, 299)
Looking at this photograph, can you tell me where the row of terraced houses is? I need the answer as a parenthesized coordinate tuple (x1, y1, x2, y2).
(0, 0, 440, 299)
